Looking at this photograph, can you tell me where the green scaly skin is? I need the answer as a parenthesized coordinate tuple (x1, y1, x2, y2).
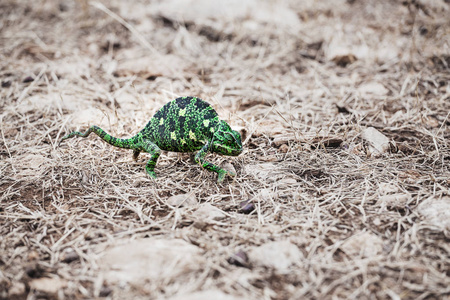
(60, 97, 243, 182)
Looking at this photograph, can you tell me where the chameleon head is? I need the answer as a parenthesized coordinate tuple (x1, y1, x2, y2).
(212, 121, 243, 156)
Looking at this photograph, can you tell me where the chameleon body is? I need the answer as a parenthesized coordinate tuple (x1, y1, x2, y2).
(60, 97, 243, 182)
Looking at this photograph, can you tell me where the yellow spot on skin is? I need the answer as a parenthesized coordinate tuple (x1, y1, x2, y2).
(179, 108, 186, 117)
(159, 118, 164, 125)
(203, 120, 210, 127)
(180, 138, 186, 145)
(171, 132, 177, 140)
(189, 130, 196, 141)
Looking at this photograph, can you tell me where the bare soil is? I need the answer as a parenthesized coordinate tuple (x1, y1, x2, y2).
(1, 0, 449, 299)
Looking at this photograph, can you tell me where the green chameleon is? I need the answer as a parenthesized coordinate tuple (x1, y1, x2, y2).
(60, 96, 243, 182)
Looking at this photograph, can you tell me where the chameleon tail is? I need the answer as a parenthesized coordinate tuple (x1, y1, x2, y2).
(59, 125, 136, 149)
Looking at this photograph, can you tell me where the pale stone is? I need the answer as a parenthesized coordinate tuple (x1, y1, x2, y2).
(21, 154, 49, 169)
(167, 193, 197, 207)
(101, 238, 203, 285)
(245, 163, 279, 182)
(341, 231, 383, 258)
(361, 127, 391, 155)
(193, 203, 226, 221)
(378, 193, 411, 208)
(29, 277, 67, 294)
(152, 0, 300, 32)
(257, 188, 278, 201)
(418, 197, 450, 230)
(249, 241, 303, 273)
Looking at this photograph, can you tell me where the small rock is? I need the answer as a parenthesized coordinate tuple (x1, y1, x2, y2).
(23, 76, 34, 83)
(249, 241, 303, 273)
(193, 203, 226, 221)
(418, 197, 450, 230)
(361, 127, 391, 155)
(29, 277, 67, 294)
(336, 104, 351, 114)
(341, 231, 383, 258)
(1, 80, 11, 88)
(99, 285, 113, 297)
(378, 193, 411, 208)
(332, 54, 357, 67)
(377, 183, 400, 195)
(227, 250, 249, 268)
(61, 248, 79, 263)
(377, 183, 412, 209)
(373, 217, 381, 226)
(101, 238, 203, 285)
(245, 163, 279, 182)
(167, 193, 197, 207)
(239, 200, 255, 214)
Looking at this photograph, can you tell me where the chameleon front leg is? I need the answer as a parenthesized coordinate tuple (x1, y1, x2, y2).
(194, 143, 235, 183)
(138, 140, 161, 179)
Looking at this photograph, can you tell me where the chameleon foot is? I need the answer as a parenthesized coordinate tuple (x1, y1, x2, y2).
(145, 168, 157, 179)
(217, 170, 235, 183)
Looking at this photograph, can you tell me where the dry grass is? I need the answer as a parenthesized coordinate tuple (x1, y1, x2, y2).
(1, 0, 449, 299)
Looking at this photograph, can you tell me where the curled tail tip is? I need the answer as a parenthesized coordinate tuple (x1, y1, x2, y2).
(58, 132, 75, 146)
(58, 135, 68, 147)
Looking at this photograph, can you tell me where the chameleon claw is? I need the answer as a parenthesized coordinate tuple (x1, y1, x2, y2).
(145, 166, 157, 179)
(217, 170, 235, 183)
(217, 171, 226, 183)
(227, 170, 236, 177)
(146, 171, 157, 179)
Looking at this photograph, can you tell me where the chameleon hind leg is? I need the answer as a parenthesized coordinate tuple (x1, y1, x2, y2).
(138, 140, 161, 179)
(194, 143, 235, 183)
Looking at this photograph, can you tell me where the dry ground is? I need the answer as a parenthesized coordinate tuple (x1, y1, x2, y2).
(1, 0, 450, 299)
